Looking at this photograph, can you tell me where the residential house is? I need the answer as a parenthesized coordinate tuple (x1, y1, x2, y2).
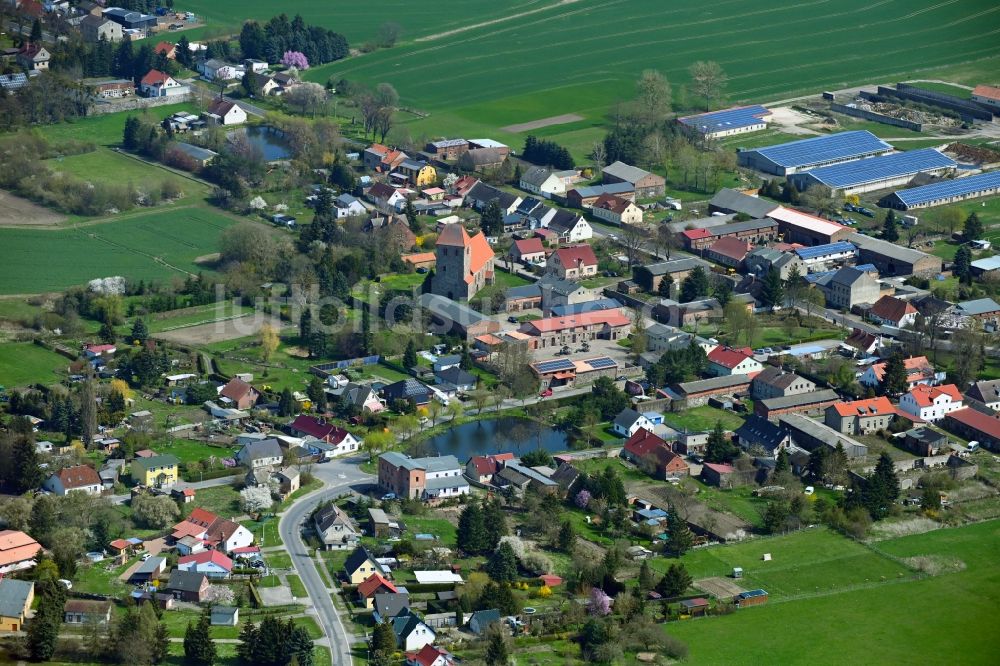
(751, 367, 816, 400)
(205, 99, 247, 126)
(518, 309, 632, 350)
(343, 547, 387, 585)
(131, 455, 179, 488)
(170, 508, 254, 554)
(199, 59, 243, 81)
(395, 159, 436, 187)
(591, 193, 644, 226)
(178, 550, 233, 579)
(547, 244, 598, 280)
(364, 214, 417, 250)
(43, 464, 102, 496)
(511, 237, 547, 265)
(464, 182, 522, 214)
(154, 42, 177, 59)
(378, 452, 468, 500)
(824, 397, 897, 434)
(80, 15, 123, 42)
(898, 384, 963, 423)
(602, 161, 665, 198)
(219, 377, 259, 409)
(966, 379, 1000, 410)
(211, 606, 239, 626)
(707, 346, 764, 377)
(621, 429, 689, 478)
(425, 139, 468, 160)
(382, 378, 432, 408)
(859, 356, 943, 391)
(943, 408, 1000, 452)
(954, 298, 1000, 331)
(547, 209, 592, 242)
(338, 382, 386, 414)
(868, 295, 918, 328)
(701, 463, 738, 488)
(358, 573, 397, 609)
(250, 72, 281, 96)
(755, 389, 840, 420)
(0, 579, 34, 631)
(392, 608, 436, 652)
(745, 247, 801, 280)
(519, 167, 577, 199)
(363, 144, 408, 172)
(613, 409, 655, 438)
(16, 43, 49, 71)
(843, 328, 880, 357)
(823, 266, 880, 310)
(139, 70, 186, 97)
(274, 467, 300, 497)
(235, 439, 283, 469)
(129, 556, 166, 584)
(566, 182, 636, 209)
(63, 600, 112, 625)
(434, 366, 477, 393)
(467, 609, 501, 636)
(465, 453, 516, 484)
(289, 415, 361, 455)
(778, 413, 869, 459)
(734, 416, 791, 458)
(705, 237, 753, 268)
(406, 644, 454, 666)
(334, 193, 367, 218)
(374, 591, 411, 622)
(164, 570, 209, 602)
(431, 223, 495, 301)
(632, 257, 710, 294)
(313, 504, 360, 550)
(366, 182, 409, 213)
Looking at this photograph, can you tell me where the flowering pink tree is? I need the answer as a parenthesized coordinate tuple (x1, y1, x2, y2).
(590, 588, 612, 616)
(575, 489, 591, 509)
(281, 51, 309, 70)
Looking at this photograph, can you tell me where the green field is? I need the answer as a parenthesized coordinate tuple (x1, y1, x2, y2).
(0, 342, 69, 387)
(668, 521, 1000, 664)
(47, 148, 206, 203)
(148, 302, 252, 334)
(661, 405, 745, 432)
(0, 206, 240, 294)
(35, 102, 198, 147)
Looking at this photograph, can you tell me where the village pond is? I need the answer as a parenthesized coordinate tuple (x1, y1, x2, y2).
(414, 416, 571, 460)
(228, 125, 291, 161)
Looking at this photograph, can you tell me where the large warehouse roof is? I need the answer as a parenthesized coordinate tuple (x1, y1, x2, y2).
(743, 131, 892, 169)
(678, 105, 770, 135)
(882, 171, 1000, 208)
(792, 148, 955, 189)
(768, 207, 846, 237)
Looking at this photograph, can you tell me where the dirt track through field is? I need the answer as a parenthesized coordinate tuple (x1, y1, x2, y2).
(0, 190, 66, 227)
(416, 0, 583, 42)
(502, 113, 584, 133)
(153, 315, 287, 345)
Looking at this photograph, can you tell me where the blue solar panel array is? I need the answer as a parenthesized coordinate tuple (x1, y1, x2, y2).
(888, 170, 1000, 207)
(535, 359, 575, 373)
(793, 148, 955, 188)
(679, 105, 769, 134)
(795, 241, 858, 260)
(803, 263, 876, 283)
(587, 357, 617, 370)
(748, 131, 891, 169)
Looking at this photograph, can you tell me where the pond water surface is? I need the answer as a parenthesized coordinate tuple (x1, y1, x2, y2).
(416, 416, 569, 460)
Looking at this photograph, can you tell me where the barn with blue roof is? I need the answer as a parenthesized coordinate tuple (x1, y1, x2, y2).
(678, 105, 772, 139)
(787, 148, 956, 195)
(879, 171, 1000, 210)
(737, 130, 893, 176)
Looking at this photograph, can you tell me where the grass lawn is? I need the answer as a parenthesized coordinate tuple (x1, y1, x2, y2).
(492, 268, 531, 289)
(0, 297, 45, 323)
(398, 515, 457, 546)
(276, 477, 324, 512)
(188, 484, 241, 517)
(157, 438, 238, 465)
(0, 342, 68, 387)
(573, 456, 648, 485)
(243, 516, 281, 548)
(266, 551, 294, 570)
(377, 272, 426, 293)
(0, 205, 241, 295)
(662, 405, 745, 433)
(668, 521, 1000, 664)
(292, 615, 324, 640)
(147, 302, 252, 334)
(73, 559, 135, 596)
(286, 574, 308, 598)
(34, 102, 199, 147)
(314, 646, 332, 666)
(161, 609, 241, 639)
(678, 478, 771, 528)
(47, 148, 207, 203)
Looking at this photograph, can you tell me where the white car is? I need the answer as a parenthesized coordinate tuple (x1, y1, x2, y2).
(804, 486, 815, 496)
(57, 579, 72, 590)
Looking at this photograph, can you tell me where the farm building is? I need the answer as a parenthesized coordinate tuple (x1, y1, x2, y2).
(754, 389, 840, 419)
(847, 232, 940, 276)
(681, 218, 778, 251)
(778, 413, 868, 458)
(943, 408, 1000, 451)
(565, 182, 636, 208)
(879, 171, 1000, 210)
(787, 148, 956, 196)
(708, 188, 780, 219)
(601, 161, 665, 198)
(793, 241, 858, 267)
(767, 207, 851, 245)
(970, 85, 1000, 111)
(737, 131, 892, 176)
(735, 589, 769, 607)
(677, 105, 772, 139)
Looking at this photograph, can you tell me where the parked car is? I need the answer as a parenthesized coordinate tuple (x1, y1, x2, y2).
(539, 388, 553, 398)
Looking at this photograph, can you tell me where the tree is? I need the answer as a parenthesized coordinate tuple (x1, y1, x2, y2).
(635, 69, 671, 120)
(963, 211, 983, 241)
(951, 323, 985, 388)
(933, 207, 963, 236)
(481, 199, 503, 237)
(484, 622, 511, 666)
(921, 485, 941, 511)
(759, 267, 784, 309)
(99, 321, 117, 344)
(953, 245, 973, 285)
(403, 199, 419, 233)
(27, 581, 65, 661)
(724, 300, 754, 347)
(705, 420, 737, 463)
(370, 620, 396, 665)
(298, 306, 313, 343)
(376, 21, 402, 48)
(657, 272, 674, 298)
(638, 559, 656, 592)
(279, 388, 295, 417)
(456, 502, 488, 554)
(656, 562, 692, 597)
(775, 448, 790, 473)
(131, 318, 149, 344)
(688, 60, 727, 108)
(402, 340, 417, 369)
(481, 499, 508, 551)
(882, 209, 899, 242)
(557, 520, 576, 552)
(241, 485, 275, 514)
(284, 81, 327, 116)
(863, 452, 900, 520)
(485, 541, 518, 583)
(79, 378, 98, 447)
(12, 437, 43, 494)
(879, 352, 908, 397)
(679, 266, 709, 302)
(281, 50, 310, 69)
(131, 494, 180, 529)
(259, 323, 279, 365)
(665, 507, 693, 557)
(183, 611, 216, 666)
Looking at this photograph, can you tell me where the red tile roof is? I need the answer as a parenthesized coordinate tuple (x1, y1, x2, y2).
(154, 42, 176, 56)
(357, 572, 396, 598)
(178, 550, 233, 571)
(524, 309, 630, 334)
(436, 224, 494, 283)
(513, 238, 544, 256)
(972, 84, 1000, 102)
(869, 295, 917, 324)
(867, 356, 933, 383)
(187, 508, 218, 527)
(467, 453, 515, 476)
(54, 464, 101, 489)
(593, 193, 634, 215)
(552, 244, 598, 269)
(207, 99, 239, 117)
(141, 69, 171, 86)
(831, 396, 895, 418)
(906, 384, 962, 408)
(682, 228, 712, 240)
(411, 644, 450, 666)
(947, 407, 1000, 439)
(290, 415, 353, 444)
(624, 429, 686, 473)
(0, 530, 42, 569)
(707, 236, 753, 262)
(703, 463, 735, 474)
(707, 346, 755, 369)
(538, 574, 563, 587)
(220, 377, 256, 403)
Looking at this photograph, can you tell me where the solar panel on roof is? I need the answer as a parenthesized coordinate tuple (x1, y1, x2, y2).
(891, 171, 1000, 207)
(587, 357, 617, 370)
(679, 105, 769, 134)
(795, 148, 955, 188)
(535, 359, 575, 373)
(795, 241, 857, 260)
(749, 131, 891, 168)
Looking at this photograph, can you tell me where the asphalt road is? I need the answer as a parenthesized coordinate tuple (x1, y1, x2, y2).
(279, 457, 373, 665)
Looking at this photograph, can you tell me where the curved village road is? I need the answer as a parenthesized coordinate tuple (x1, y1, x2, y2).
(279, 461, 373, 666)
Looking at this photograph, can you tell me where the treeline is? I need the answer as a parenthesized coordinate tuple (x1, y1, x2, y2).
(522, 135, 575, 169)
(50, 35, 175, 82)
(0, 72, 87, 130)
(239, 13, 349, 65)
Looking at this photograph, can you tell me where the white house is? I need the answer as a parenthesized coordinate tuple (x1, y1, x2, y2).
(547, 210, 592, 242)
(235, 439, 283, 469)
(392, 609, 436, 653)
(288, 415, 362, 456)
(613, 409, 655, 437)
(591, 194, 644, 226)
(334, 194, 367, 219)
(205, 99, 247, 126)
(859, 356, 943, 391)
(42, 465, 102, 496)
(868, 296, 918, 328)
(707, 346, 764, 377)
(139, 70, 186, 97)
(520, 167, 575, 199)
(314, 504, 360, 550)
(177, 551, 233, 580)
(898, 384, 963, 423)
(199, 59, 244, 81)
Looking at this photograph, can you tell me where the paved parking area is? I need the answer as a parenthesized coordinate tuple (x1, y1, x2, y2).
(259, 584, 296, 607)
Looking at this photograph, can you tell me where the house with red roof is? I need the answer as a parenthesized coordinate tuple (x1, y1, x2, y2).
(171, 508, 253, 554)
(859, 356, 944, 391)
(357, 573, 397, 608)
(707, 346, 763, 377)
(219, 377, 259, 410)
(177, 550, 233, 579)
(511, 237, 546, 265)
(899, 384, 963, 422)
(701, 463, 736, 487)
(868, 295, 918, 328)
(406, 644, 454, 666)
(42, 464, 102, 496)
(83, 343, 116, 358)
(944, 408, 1000, 451)
(16, 41, 48, 70)
(0, 530, 42, 574)
(139, 69, 186, 97)
(621, 429, 688, 479)
(289, 415, 361, 456)
(432, 224, 495, 301)
(705, 237, 753, 268)
(824, 397, 898, 434)
(591, 193, 643, 226)
(681, 227, 714, 251)
(546, 244, 598, 280)
(153, 42, 177, 59)
(464, 453, 516, 483)
(518, 309, 631, 349)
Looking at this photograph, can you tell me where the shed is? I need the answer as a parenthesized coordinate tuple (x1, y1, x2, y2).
(679, 597, 710, 616)
(210, 606, 239, 626)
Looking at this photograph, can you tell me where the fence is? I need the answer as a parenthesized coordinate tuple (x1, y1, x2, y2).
(831, 102, 923, 132)
(310, 355, 382, 378)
